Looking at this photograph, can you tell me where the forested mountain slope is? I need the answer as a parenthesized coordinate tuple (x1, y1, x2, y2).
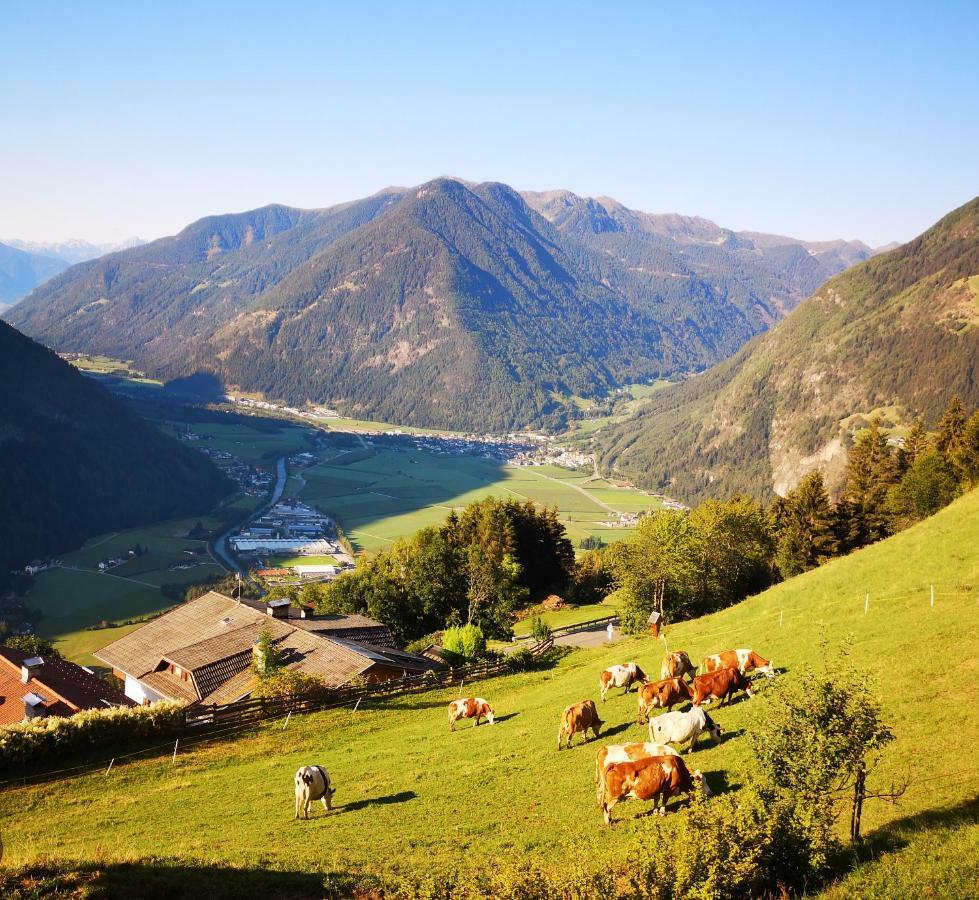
(0, 321, 230, 585)
(598, 196, 979, 502)
(7, 179, 873, 432)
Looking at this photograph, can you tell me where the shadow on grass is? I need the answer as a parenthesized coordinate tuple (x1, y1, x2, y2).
(824, 793, 979, 887)
(337, 789, 417, 813)
(0, 858, 366, 899)
(601, 722, 633, 739)
(494, 712, 520, 724)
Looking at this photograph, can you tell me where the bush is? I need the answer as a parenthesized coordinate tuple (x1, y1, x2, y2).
(404, 631, 444, 654)
(441, 625, 486, 665)
(529, 615, 551, 644)
(505, 647, 535, 672)
(251, 669, 328, 703)
(0, 701, 185, 770)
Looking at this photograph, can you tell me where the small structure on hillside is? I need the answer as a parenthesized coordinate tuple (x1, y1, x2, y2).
(648, 610, 662, 639)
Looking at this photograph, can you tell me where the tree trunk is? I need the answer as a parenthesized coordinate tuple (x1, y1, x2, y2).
(850, 763, 867, 841)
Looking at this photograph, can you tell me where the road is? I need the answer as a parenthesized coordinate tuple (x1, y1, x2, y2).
(522, 467, 621, 516)
(553, 619, 624, 648)
(210, 457, 287, 577)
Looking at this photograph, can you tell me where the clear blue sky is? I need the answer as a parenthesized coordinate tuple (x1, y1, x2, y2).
(2, 2, 976, 246)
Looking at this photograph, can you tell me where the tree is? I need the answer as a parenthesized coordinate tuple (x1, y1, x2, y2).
(899, 417, 931, 472)
(935, 394, 966, 473)
(841, 419, 899, 547)
(773, 471, 839, 577)
(751, 644, 895, 847)
(886, 450, 959, 527)
(441, 624, 486, 663)
(956, 410, 979, 487)
(3, 634, 60, 658)
(253, 625, 282, 678)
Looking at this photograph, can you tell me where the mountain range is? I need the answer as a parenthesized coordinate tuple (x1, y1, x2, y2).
(0, 320, 230, 586)
(4, 178, 881, 432)
(597, 196, 979, 502)
(1, 236, 145, 265)
(0, 242, 69, 309)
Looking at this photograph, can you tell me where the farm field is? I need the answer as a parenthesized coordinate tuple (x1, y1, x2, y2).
(4, 490, 977, 896)
(28, 513, 230, 667)
(296, 450, 659, 553)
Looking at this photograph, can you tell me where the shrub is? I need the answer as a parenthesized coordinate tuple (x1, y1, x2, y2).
(529, 615, 551, 645)
(0, 701, 185, 770)
(441, 625, 486, 665)
(505, 647, 535, 673)
(250, 669, 328, 703)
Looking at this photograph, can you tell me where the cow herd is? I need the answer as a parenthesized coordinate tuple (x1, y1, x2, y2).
(294, 644, 775, 827)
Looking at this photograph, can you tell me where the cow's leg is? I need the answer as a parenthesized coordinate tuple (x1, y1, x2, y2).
(321, 796, 329, 813)
(603, 799, 615, 827)
(295, 794, 300, 819)
(450, 717, 456, 732)
(303, 799, 310, 820)
(474, 714, 481, 727)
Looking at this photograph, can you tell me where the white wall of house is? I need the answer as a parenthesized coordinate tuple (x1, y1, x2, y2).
(124, 674, 164, 705)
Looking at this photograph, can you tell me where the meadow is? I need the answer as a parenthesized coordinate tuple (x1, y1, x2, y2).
(296, 448, 657, 553)
(3, 490, 977, 896)
(28, 513, 230, 666)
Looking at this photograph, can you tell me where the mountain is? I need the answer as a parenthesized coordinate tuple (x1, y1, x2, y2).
(0, 320, 231, 586)
(0, 242, 68, 309)
(2, 237, 146, 266)
(597, 196, 979, 503)
(6, 179, 874, 432)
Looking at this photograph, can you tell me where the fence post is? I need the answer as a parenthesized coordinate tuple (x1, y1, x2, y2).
(171, 739, 179, 765)
(779, 610, 783, 628)
(864, 594, 869, 614)
(930, 585, 935, 608)
(105, 758, 115, 776)
(282, 711, 292, 730)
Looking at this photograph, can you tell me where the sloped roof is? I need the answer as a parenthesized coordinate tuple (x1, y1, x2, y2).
(140, 669, 197, 704)
(95, 592, 266, 677)
(0, 647, 133, 724)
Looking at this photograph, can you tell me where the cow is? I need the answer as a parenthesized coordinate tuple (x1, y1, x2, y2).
(294, 765, 336, 819)
(600, 755, 709, 825)
(692, 666, 754, 707)
(660, 650, 697, 682)
(599, 662, 646, 701)
(648, 706, 721, 753)
(594, 741, 678, 806)
(558, 700, 603, 750)
(703, 648, 775, 678)
(448, 697, 495, 731)
(637, 677, 694, 723)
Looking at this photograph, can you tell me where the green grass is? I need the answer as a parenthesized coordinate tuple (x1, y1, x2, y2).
(28, 514, 228, 666)
(269, 555, 339, 567)
(3, 490, 977, 894)
(512, 600, 621, 636)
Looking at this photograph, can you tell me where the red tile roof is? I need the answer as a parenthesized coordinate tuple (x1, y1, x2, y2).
(0, 647, 133, 725)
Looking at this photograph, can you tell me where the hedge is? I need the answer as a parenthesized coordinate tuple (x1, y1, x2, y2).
(0, 701, 185, 771)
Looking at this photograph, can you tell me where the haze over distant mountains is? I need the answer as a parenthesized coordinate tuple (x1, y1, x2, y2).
(598, 196, 979, 502)
(2, 236, 145, 265)
(5, 178, 886, 432)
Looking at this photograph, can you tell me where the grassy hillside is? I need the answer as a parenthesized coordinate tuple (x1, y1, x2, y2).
(2, 490, 977, 896)
(599, 195, 979, 502)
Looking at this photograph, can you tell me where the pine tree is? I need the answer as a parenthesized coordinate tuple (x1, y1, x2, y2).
(959, 411, 979, 487)
(935, 395, 966, 472)
(899, 418, 930, 473)
(774, 470, 840, 577)
(842, 419, 898, 547)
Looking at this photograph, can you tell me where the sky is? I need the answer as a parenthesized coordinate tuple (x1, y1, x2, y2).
(2, 2, 977, 247)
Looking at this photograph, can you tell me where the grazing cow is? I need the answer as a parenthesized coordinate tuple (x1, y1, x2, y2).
(703, 648, 775, 678)
(600, 755, 709, 825)
(648, 706, 721, 753)
(692, 666, 754, 707)
(294, 765, 336, 819)
(599, 662, 646, 701)
(660, 650, 697, 682)
(637, 677, 694, 723)
(558, 699, 603, 750)
(448, 697, 495, 732)
(594, 741, 678, 806)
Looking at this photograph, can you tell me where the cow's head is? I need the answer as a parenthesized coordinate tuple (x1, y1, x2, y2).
(633, 665, 646, 682)
(485, 707, 496, 725)
(692, 770, 711, 797)
(704, 713, 722, 743)
(759, 660, 776, 679)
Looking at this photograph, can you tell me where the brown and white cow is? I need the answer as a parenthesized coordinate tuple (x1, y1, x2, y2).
(692, 666, 754, 707)
(660, 650, 697, 682)
(448, 697, 495, 731)
(294, 765, 336, 819)
(600, 755, 709, 825)
(703, 648, 775, 678)
(558, 699, 603, 750)
(599, 662, 646, 701)
(594, 741, 678, 806)
(637, 676, 694, 723)
(648, 706, 722, 752)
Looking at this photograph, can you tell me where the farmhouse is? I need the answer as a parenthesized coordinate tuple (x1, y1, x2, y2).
(95, 591, 437, 707)
(0, 647, 133, 724)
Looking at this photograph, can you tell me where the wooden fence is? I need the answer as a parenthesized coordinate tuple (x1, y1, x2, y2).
(183, 636, 555, 731)
(512, 614, 620, 643)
